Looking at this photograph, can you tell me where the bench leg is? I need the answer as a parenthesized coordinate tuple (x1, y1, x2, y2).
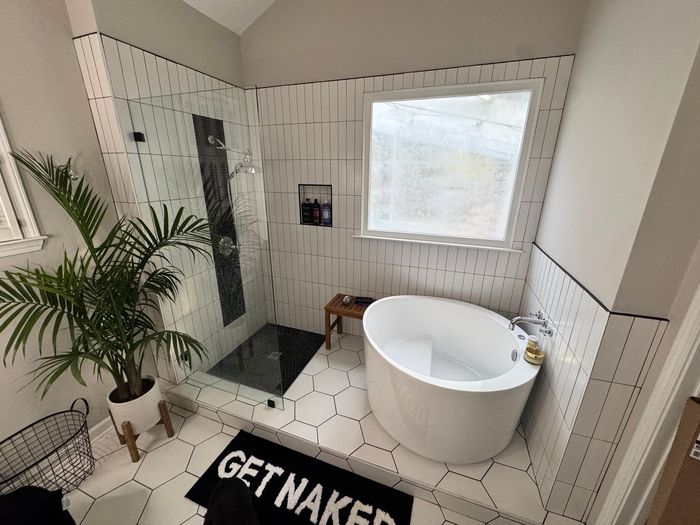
(325, 310, 332, 349)
(337, 315, 343, 335)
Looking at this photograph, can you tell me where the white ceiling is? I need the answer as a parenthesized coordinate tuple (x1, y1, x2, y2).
(182, 0, 275, 35)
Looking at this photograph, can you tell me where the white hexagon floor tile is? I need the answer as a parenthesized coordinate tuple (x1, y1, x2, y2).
(220, 399, 254, 420)
(438, 472, 495, 509)
(210, 379, 239, 394)
(137, 412, 185, 452)
(169, 382, 201, 399)
(67, 489, 93, 524)
(178, 414, 223, 445)
(278, 427, 321, 457)
(348, 455, 402, 486)
(302, 354, 329, 375)
(348, 364, 368, 389)
(295, 391, 336, 426)
(316, 450, 352, 471)
(237, 385, 272, 404)
(393, 444, 449, 487)
(339, 334, 364, 351)
(134, 438, 193, 488)
(447, 458, 494, 481)
(81, 480, 150, 525)
(121, 342, 548, 525)
(90, 430, 126, 459)
(281, 420, 318, 442)
(187, 432, 235, 477)
(284, 372, 314, 400)
(318, 415, 364, 455)
(442, 507, 490, 525)
(434, 490, 499, 523)
(139, 472, 199, 525)
(197, 385, 238, 407)
(482, 463, 547, 523)
(78, 447, 144, 498)
(411, 498, 445, 525)
(335, 386, 371, 419)
(493, 432, 531, 470)
(252, 400, 295, 429)
(352, 444, 397, 472)
(328, 349, 362, 370)
(252, 426, 281, 443)
(77, 409, 545, 525)
(360, 413, 398, 450)
(312, 367, 350, 395)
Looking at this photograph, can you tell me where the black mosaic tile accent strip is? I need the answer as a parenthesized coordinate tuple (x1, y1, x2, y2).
(208, 324, 325, 396)
(192, 114, 245, 326)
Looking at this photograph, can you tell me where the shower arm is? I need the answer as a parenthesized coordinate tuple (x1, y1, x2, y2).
(208, 135, 235, 152)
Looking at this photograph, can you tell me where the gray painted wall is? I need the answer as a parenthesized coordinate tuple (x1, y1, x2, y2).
(65, 0, 244, 86)
(615, 48, 700, 316)
(241, 0, 589, 86)
(536, 0, 700, 314)
(0, 0, 117, 437)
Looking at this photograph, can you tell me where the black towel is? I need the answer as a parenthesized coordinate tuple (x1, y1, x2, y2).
(0, 486, 76, 525)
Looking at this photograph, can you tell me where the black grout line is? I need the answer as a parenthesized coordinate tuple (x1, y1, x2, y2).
(533, 243, 669, 322)
(253, 53, 576, 90)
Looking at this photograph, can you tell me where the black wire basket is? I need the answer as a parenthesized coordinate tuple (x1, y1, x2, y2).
(0, 398, 95, 495)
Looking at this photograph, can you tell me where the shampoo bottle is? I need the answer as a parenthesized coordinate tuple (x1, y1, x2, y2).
(312, 199, 321, 225)
(321, 200, 332, 226)
(301, 198, 313, 224)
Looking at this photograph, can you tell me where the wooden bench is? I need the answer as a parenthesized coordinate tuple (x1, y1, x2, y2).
(324, 293, 369, 349)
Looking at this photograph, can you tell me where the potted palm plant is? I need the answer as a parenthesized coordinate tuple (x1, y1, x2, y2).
(0, 151, 211, 435)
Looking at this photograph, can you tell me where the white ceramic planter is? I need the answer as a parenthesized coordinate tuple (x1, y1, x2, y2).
(107, 375, 162, 434)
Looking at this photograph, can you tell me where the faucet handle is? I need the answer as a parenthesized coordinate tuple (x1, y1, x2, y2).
(529, 310, 545, 320)
(539, 326, 554, 337)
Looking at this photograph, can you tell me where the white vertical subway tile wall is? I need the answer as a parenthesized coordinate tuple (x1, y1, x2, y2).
(71, 32, 667, 524)
(73, 34, 272, 384)
(521, 245, 668, 522)
(256, 55, 574, 334)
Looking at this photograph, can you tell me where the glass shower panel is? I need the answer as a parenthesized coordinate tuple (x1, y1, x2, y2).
(125, 78, 285, 406)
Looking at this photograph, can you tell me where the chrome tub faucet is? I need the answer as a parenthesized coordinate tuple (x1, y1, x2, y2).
(509, 310, 553, 336)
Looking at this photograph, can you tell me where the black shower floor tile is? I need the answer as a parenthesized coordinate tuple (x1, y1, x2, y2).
(207, 323, 325, 397)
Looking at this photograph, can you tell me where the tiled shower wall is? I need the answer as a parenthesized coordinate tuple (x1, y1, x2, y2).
(73, 34, 272, 382)
(520, 245, 667, 521)
(256, 55, 574, 335)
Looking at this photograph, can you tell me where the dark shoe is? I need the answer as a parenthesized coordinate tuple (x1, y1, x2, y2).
(204, 478, 261, 525)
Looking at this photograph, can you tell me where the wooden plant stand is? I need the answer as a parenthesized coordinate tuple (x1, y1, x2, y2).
(108, 400, 174, 462)
(324, 293, 369, 349)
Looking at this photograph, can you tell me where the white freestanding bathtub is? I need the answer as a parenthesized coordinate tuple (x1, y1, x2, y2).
(363, 295, 539, 464)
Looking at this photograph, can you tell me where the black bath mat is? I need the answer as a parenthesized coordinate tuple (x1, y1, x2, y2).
(186, 431, 413, 525)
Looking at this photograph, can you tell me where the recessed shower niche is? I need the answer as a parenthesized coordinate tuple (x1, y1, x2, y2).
(298, 184, 332, 226)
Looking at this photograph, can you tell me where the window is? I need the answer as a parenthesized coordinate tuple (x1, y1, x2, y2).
(0, 115, 45, 256)
(361, 79, 542, 249)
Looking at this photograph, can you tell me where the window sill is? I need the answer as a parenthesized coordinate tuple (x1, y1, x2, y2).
(352, 234, 523, 253)
(0, 236, 47, 258)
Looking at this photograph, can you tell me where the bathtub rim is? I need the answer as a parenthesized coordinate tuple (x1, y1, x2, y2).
(363, 295, 540, 393)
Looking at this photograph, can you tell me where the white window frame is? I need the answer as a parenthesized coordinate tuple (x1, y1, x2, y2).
(0, 115, 46, 257)
(360, 79, 543, 250)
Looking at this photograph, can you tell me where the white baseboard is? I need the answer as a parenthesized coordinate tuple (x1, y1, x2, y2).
(88, 416, 113, 442)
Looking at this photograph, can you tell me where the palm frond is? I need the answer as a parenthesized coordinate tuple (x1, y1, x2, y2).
(11, 151, 108, 245)
(2, 151, 213, 401)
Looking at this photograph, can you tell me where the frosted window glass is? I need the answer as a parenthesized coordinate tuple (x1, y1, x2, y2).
(368, 91, 531, 241)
